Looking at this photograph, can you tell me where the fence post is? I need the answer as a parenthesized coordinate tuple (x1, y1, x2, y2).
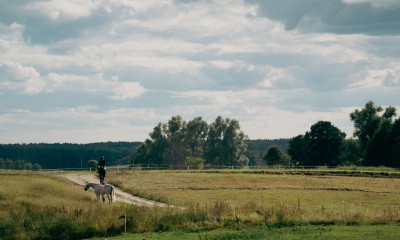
(124, 208, 127, 234)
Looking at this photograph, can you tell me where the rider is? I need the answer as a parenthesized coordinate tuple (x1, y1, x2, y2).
(97, 156, 106, 184)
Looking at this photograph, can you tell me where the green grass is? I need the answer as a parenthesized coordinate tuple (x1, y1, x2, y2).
(1, 168, 400, 239)
(107, 170, 400, 222)
(0, 171, 129, 239)
(93, 224, 400, 240)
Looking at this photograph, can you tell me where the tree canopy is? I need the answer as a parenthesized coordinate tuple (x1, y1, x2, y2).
(133, 116, 249, 166)
(263, 146, 291, 166)
(350, 101, 397, 158)
(287, 101, 400, 168)
(288, 121, 346, 166)
(2, 101, 398, 169)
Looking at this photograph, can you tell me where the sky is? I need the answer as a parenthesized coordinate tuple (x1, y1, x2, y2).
(1, 0, 400, 143)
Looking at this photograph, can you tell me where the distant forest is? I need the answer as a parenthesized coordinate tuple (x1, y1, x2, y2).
(0, 142, 141, 169)
(0, 139, 288, 169)
(1, 101, 397, 169)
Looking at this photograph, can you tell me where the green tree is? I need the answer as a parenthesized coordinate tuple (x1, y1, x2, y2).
(134, 115, 249, 167)
(185, 117, 209, 158)
(205, 116, 226, 166)
(5, 159, 13, 169)
(263, 146, 291, 166)
(304, 121, 346, 166)
(287, 135, 306, 165)
(88, 159, 98, 170)
(339, 138, 362, 166)
(245, 141, 262, 166)
(148, 123, 168, 164)
(14, 160, 24, 170)
(390, 118, 400, 166)
(288, 121, 346, 166)
(133, 139, 153, 165)
(24, 162, 32, 170)
(165, 116, 188, 165)
(350, 101, 396, 158)
(185, 156, 205, 169)
(364, 115, 400, 167)
(32, 163, 41, 171)
(205, 116, 248, 166)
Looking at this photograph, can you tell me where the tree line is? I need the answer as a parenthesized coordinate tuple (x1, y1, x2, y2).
(0, 158, 42, 170)
(285, 101, 400, 167)
(2, 100, 397, 169)
(133, 101, 399, 168)
(132, 116, 249, 167)
(0, 142, 141, 169)
(0, 139, 287, 169)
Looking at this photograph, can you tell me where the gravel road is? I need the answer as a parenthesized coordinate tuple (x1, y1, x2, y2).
(60, 173, 170, 207)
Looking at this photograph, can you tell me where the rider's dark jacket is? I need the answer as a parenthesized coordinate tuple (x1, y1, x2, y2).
(98, 158, 106, 168)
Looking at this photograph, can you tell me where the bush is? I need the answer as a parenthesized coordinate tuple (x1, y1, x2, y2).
(185, 157, 205, 169)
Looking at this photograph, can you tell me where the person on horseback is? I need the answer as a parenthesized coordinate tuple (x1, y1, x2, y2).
(97, 156, 106, 184)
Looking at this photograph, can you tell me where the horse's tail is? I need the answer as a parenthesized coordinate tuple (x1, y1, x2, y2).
(111, 186, 116, 202)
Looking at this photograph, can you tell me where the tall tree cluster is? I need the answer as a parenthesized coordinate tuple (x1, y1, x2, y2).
(287, 101, 400, 167)
(133, 116, 249, 166)
(288, 121, 346, 166)
(350, 101, 399, 167)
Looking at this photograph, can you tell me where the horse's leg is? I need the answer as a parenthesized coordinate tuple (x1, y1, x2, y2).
(102, 194, 105, 202)
(107, 194, 111, 204)
(96, 193, 100, 202)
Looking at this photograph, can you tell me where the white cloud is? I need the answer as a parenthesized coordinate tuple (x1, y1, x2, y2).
(209, 60, 235, 70)
(26, 0, 98, 21)
(259, 68, 295, 88)
(0, 106, 161, 143)
(343, 0, 400, 9)
(0, 0, 399, 143)
(174, 90, 244, 106)
(240, 106, 355, 139)
(1, 61, 46, 94)
(349, 60, 400, 88)
(111, 82, 146, 100)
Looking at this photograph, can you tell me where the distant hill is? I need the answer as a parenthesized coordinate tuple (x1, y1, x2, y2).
(0, 139, 290, 169)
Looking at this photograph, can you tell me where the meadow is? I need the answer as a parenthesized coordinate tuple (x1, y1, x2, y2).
(1, 168, 400, 239)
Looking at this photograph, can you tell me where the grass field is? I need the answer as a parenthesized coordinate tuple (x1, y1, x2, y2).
(1, 168, 400, 239)
(107, 169, 400, 222)
(93, 224, 400, 240)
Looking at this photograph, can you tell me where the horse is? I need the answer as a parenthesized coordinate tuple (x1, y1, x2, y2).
(84, 183, 115, 203)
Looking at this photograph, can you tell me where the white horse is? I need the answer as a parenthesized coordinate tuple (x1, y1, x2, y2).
(84, 183, 115, 203)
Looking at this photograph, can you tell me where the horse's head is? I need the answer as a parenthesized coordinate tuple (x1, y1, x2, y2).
(84, 183, 90, 191)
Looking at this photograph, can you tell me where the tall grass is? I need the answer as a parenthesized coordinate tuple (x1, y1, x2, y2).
(1, 170, 400, 239)
(107, 170, 400, 225)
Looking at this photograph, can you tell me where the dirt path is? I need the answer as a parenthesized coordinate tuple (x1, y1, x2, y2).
(60, 173, 170, 207)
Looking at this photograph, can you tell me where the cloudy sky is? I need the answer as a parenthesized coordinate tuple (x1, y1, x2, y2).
(1, 0, 400, 143)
